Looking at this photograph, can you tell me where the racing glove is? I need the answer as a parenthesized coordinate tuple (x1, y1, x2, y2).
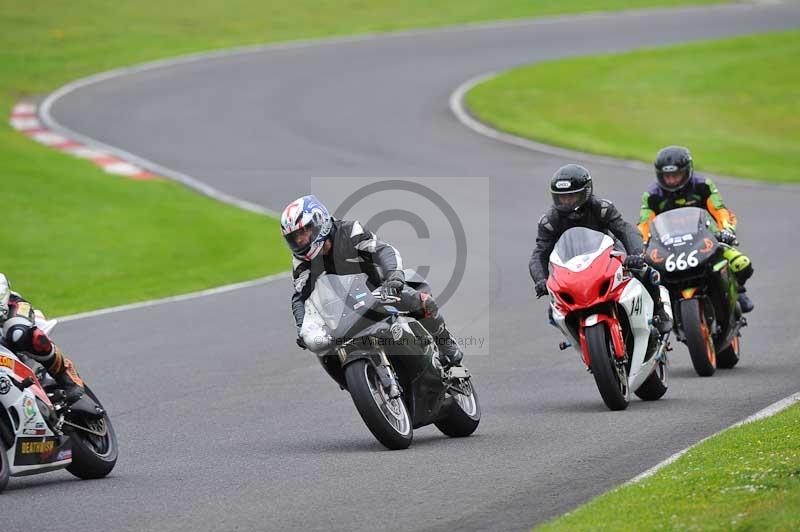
(382, 270, 405, 296)
(534, 280, 548, 298)
(718, 229, 738, 246)
(623, 254, 646, 271)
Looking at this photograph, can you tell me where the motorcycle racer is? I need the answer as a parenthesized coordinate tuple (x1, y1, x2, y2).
(638, 146, 754, 312)
(530, 164, 672, 334)
(0, 274, 85, 403)
(281, 195, 464, 368)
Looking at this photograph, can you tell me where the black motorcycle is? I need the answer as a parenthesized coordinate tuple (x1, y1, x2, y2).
(644, 207, 746, 376)
(300, 272, 480, 450)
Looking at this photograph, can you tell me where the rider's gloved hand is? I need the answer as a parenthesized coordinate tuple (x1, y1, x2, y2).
(296, 335, 307, 350)
(382, 270, 405, 297)
(534, 280, 548, 298)
(624, 254, 646, 271)
(718, 229, 738, 246)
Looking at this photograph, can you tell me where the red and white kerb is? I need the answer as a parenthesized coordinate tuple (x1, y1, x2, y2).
(9, 101, 158, 181)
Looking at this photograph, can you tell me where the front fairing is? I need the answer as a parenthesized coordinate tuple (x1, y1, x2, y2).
(302, 273, 387, 352)
(547, 227, 625, 312)
(645, 207, 720, 282)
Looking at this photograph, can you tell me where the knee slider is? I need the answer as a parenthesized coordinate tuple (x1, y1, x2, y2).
(729, 254, 751, 274)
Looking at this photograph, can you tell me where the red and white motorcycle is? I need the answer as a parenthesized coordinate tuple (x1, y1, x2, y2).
(546, 227, 672, 410)
(0, 316, 117, 491)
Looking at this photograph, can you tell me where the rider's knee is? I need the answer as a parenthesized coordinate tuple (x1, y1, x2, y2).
(418, 291, 440, 320)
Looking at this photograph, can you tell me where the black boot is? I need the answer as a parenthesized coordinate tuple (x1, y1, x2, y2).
(738, 291, 754, 313)
(51, 349, 85, 405)
(652, 302, 673, 335)
(433, 325, 463, 368)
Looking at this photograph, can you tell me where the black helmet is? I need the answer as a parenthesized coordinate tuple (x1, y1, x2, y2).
(550, 164, 593, 213)
(655, 145, 693, 192)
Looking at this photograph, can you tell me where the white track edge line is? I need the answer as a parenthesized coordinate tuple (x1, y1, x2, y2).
(627, 391, 800, 484)
(56, 271, 290, 323)
(449, 73, 800, 192)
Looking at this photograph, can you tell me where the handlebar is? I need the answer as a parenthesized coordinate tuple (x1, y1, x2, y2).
(371, 287, 402, 304)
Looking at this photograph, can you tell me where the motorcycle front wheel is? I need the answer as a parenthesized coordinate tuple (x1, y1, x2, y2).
(345, 359, 413, 450)
(586, 323, 629, 411)
(680, 299, 716, 377)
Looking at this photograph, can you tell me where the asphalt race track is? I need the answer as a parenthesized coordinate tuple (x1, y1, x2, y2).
(9, 3, 800, 531)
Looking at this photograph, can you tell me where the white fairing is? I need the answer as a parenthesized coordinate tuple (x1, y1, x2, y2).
(618, 278, 654, 392)
(300, 302, 334, 353)
(0, 345, 71, 476)
(550, 305, 582, 359)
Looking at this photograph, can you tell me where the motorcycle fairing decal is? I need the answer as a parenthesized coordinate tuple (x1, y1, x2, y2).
(0, 356, 13, 369)
(649, 248, 665, 264)
(6, 358, 51, 405)
(681, 287, 698, 299)
(13, 436, 64, 466)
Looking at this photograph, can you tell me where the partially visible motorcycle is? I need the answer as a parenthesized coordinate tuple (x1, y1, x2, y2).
(547, 227, 671, 411)
(0, 317, 118, 492)
(644, 207, 746, 376)
(301, 272, 480, 450)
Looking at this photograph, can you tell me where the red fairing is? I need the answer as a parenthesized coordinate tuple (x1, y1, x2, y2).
(9, 359, 52, 405)
(547, 247, 628, 313)
(548, 246, 630, 365)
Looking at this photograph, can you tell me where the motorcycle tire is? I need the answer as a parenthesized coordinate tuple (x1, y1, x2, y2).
(717, 335, 741, 369)
(66, 386, 118, 479)
(680, 299, 716, 377)
(435, 380, 481, 437)
(0, 438, 9, 493)
(586, 324, 629, 411)
(345, 359, 413, 450)
(634, 358, 668, 401)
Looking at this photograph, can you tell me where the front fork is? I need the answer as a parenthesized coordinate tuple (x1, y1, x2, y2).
(374, 348, 401, 399)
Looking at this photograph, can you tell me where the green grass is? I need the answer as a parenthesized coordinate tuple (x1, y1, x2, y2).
(537, 402, 800, 531)
(466, 30, 800, 183)
(0, 0, 731, 315)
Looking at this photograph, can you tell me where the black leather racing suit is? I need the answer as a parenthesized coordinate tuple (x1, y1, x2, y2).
(529, 198, 664, 308)
(290, 219, 460, 360)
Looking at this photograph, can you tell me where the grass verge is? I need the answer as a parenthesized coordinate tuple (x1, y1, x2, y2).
(466, 30, 800, 183)
(536, 400, 800, 530)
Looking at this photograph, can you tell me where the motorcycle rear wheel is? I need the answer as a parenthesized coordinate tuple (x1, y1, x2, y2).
(66, 386, 118, 479)
(717, 335, 741, 369)
(634, 357, 668, 401)
(435, 379, 481, 437)
(680, 299, 716, 377)
(586, 324, 629, 411)
(345, 360, 413, 450)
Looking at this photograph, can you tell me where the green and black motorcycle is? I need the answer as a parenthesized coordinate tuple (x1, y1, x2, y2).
(644, 207, 746, 376)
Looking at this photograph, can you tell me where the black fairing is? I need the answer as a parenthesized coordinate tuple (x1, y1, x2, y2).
(312, 274, 453, 429)
(645, 207, 742, 351)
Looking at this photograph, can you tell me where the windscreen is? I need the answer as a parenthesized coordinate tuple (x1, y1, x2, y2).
(553, 227, 607, 262)
(651, 207, 713, 242)
(307, 273, 369, 331)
